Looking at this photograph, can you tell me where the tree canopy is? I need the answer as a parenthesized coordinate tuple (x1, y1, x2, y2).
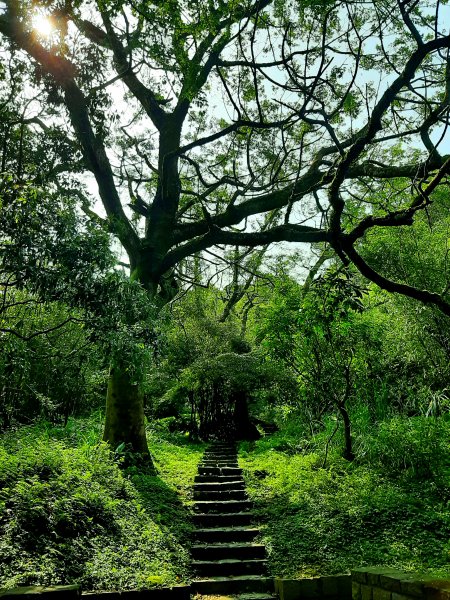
(1, 0, 450, 457)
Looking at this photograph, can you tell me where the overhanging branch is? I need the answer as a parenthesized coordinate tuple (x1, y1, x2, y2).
(342, 242, 450, 317)
(163, 224, 329, 273)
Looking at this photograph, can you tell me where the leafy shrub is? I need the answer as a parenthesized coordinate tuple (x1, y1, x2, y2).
(239, 418, 450, 578)
(0, 425, 190, 591)
(363, 416, 450, 483)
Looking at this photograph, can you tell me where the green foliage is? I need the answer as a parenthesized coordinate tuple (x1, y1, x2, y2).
(0, 171, 164, 406)
(0, 292, 105, 429)
(239, 416, 450, 578)
(182, 351, 295, 398)
(362, 417, 450, 483)
(172, 349, 297, 438)
(0, 420, 196, 591)
(0, 174, 113, 302)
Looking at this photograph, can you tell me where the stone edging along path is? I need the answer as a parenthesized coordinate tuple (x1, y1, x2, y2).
(3, 569, 450, 599)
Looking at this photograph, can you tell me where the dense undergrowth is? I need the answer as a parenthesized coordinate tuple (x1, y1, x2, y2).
(239, 414, 450, 579)
(0, 416, 204, 591)
(1, 414, 450, 591)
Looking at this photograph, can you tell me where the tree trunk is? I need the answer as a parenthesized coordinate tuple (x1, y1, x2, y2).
(337, 401, 354, 461)
(101, 117, 184, 470)
(103, 366, 154, 469)
(234, 391, 260, 441)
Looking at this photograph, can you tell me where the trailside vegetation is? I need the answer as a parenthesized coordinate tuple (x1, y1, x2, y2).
(1, 0, 450, 591)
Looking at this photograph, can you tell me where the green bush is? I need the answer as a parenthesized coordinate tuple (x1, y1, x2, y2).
(239, 417, 450, 579)
(0, 424, 191, 591)
(363, 416, 450, 483)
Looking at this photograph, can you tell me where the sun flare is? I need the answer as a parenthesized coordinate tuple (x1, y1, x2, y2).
(32, 14, 54, 37)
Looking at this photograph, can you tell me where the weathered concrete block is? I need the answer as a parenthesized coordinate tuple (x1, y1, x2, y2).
(353, 570, 368, 585)
(321, 575, 351, 598)
(82, 586, 191, 600)
(400, 579, 427, 598)
(353, 581, 362, 600)
(373, 587, 391, 600)
(276, 579, 295, 600)
(424, 580, 450, 600)
(380, 575, 403, 593)
(0, 586, 80, 598)
(277, 577, 346, 600)
(321, 576, 340, 597)
(367, 572, 381, 587)
(276, 579, 303, 600)
(298, 578, 321, 599)
(361, 584, 373, 600)
(392, 593, 416, 600)
(274, 579, 283, 600)
(368, 568, 404, 588)
(338, 575, 352, 599)
(283, 578, 319, 600)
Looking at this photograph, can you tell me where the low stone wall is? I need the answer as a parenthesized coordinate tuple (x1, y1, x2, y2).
(352, 568, 450, 600)
(0, 585, 81, 598)
(274, 569, 450, 600)
(275, 574, 352, 600)
(0, 585, 190, 599)
(2, 571, 450, 599)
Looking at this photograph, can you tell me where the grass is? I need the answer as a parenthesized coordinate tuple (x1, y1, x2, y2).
(0, 416, 204, 592)
(238, 415, 450, 579)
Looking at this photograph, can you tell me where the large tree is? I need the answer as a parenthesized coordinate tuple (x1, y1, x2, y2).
(1, 0, 450, 461)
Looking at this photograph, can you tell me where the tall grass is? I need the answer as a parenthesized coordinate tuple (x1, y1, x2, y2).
(0, 418, 199, 591)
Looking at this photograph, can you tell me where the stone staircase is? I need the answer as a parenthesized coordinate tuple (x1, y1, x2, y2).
(191, 442, 275, 599)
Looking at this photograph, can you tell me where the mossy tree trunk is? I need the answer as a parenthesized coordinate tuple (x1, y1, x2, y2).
(103, 366, 154, 466)
(101, 116, 185, 467)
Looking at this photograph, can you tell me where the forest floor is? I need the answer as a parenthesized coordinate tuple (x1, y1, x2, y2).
(0, 414, 450, 591)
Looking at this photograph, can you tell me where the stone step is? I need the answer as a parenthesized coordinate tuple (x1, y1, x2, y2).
(194, 481, 245, 492)
(208, 443, 236, 447)
(202, 450, 237, 460)
(211, 592, 277, 600)
(193, 512, 254, 528)
(192, 593, 274, 600)
(194, 489, 247, 501)
(192, 576, 274, 596)
(198, 467, 242, 476)
(194, 527, 260, 544)
(195, 474, 244, 483)
(193, 559, 267, 577)
(203, 450, 237, 458)
(201, 461, 239, 467)
(194, 500, 253, 514)
(198, 456, 239, 468)
(200, 466, 239, 471)
(192, 543, 266, 561)
(202, 457, 238, 462)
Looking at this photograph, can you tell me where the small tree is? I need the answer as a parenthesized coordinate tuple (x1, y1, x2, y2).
(177, 352, 297, 440)
(255, 266, 379, 460)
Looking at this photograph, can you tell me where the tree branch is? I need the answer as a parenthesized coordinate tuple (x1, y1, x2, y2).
(0, 6, 141, 263)
(342, 242, 450, 317)
(163, 224, 329, 273)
